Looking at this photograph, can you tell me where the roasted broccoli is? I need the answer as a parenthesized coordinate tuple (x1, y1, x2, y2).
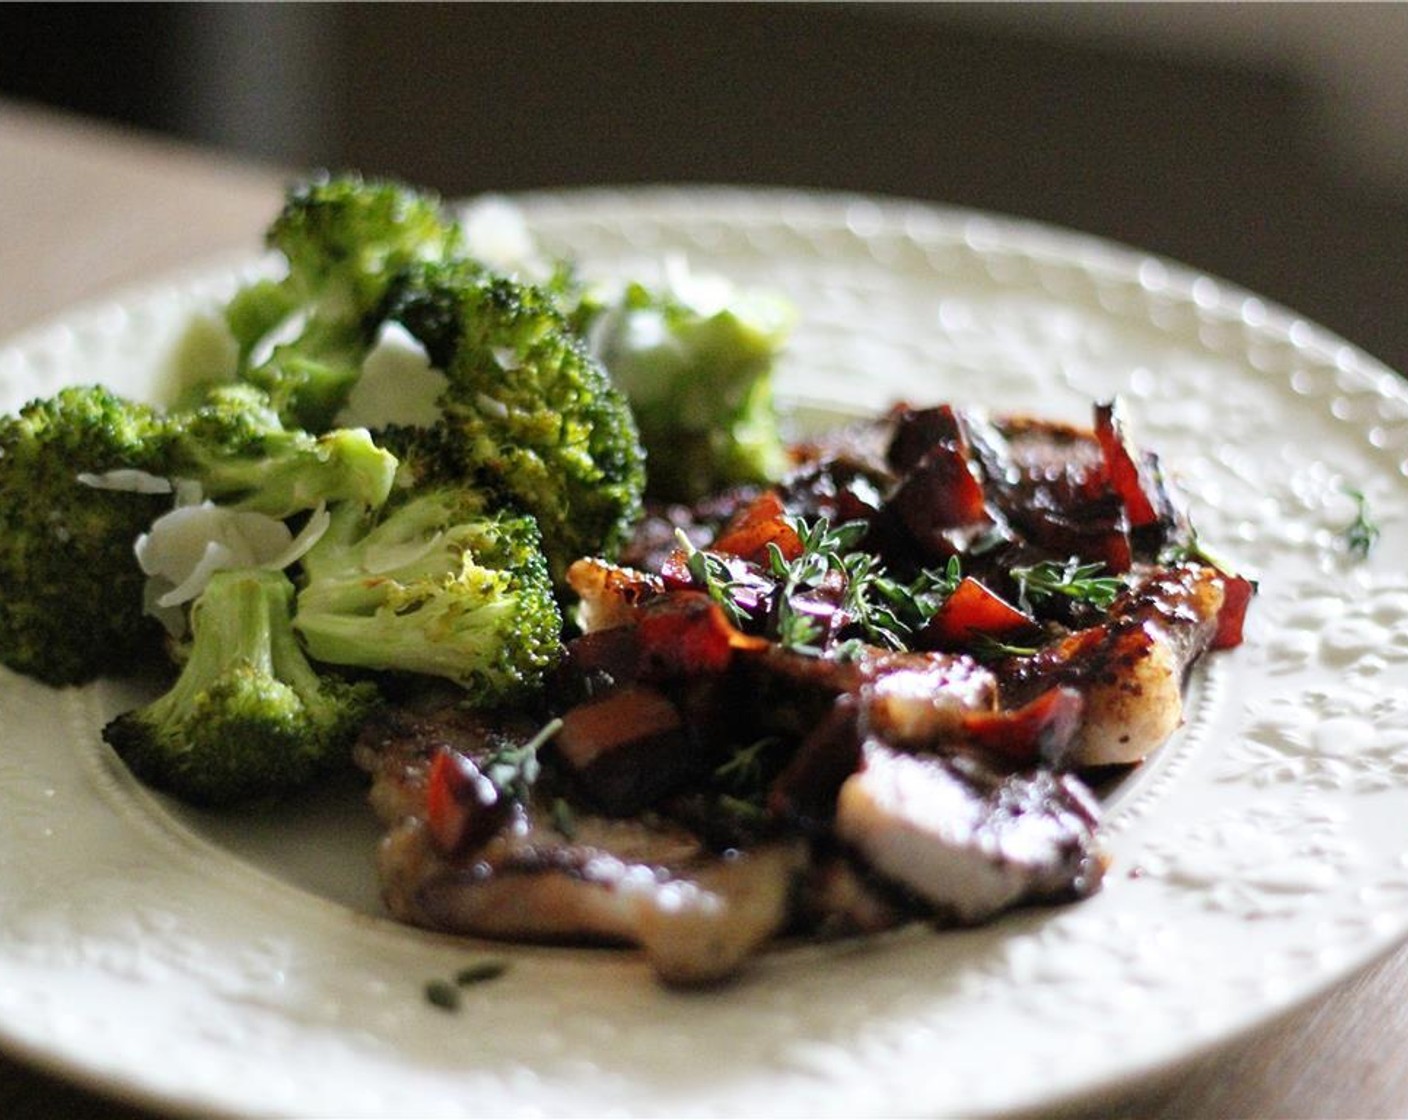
(293, 486, 563, 705)
(584, 272, 793, 501)
(381, 261, 646, 583)
(457, 197, 792, 502)
(169, 383, 397, 517)
(102, 568, 381, 806)
(0, 385, 177, 685)
(0, 379, 401, 684)
(225, 173, 462, 432)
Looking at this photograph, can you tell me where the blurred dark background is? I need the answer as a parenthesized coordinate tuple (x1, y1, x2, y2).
(5, 2, 1407, 373)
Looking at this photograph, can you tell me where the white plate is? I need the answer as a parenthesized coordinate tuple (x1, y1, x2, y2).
(2, 187, 1407, 1119)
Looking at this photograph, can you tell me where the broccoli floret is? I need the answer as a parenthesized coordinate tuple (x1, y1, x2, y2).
(585, 274, 794, 501)
(102, 568, 381, 806)
(0, 379, 400, 686)
(293, 487, 563, 705)
(381, 261, 646, 584)
(230, 173, 462, 432)
(170, 384, 397, 517)
(0, 385, 177, 685)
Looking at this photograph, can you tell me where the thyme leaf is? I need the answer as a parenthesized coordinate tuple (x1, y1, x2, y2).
(714, 736, 778, 793)
(424, 979, 461, 1011)
(675, 528, 749, 626)
(426, 958, 510, 1010)
(483, 717, 562, 803)
(901, 556, 965, 623)
(970, 634, 1041, 661)
(1342, 487, 1380, 560)
(717, 794, 768, 820)
(1162, 521, 1238, 575)
(550, 796, 577, 839)
(1010, 558, 1122, 614)
(766, 517, 923, 654)
(455, 959, 509, 986)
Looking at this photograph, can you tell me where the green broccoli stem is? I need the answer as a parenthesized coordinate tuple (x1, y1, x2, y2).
(224, 277, 301, 368)
(149, 570, 323, 726)
(240, 318, 374, 434)
(103, 568, 381, 807)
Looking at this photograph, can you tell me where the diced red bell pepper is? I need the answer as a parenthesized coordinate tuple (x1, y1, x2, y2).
(1093, 400, 1159, 529)
(1210, 572, 1256, 650)
(960, 686, 1085, 768)
(710, 491, 804, 565)
(916, 577, 1038, 652)
(636, 591, 768, 678)
(425, 748, 511, 857)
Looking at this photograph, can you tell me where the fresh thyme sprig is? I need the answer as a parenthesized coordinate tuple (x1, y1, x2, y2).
(764, 518, 857, 654)
(1161, 520, 1238, 575)
(711, 736, 781, 813)
(1009, 558, 1123, 614)
(761, 519, 982, 655)
(675, 528, 751, 626)
(903, 555, 965, 621)
(765, 517, 916, 654)
(483, 717, 562, 803)
(1341, 486, 1380, 560)
(713, 736, 775, 791)
(838, 550, 913, 650)
(685, 514, 1122, 660)
(970, 634, 1042, 661)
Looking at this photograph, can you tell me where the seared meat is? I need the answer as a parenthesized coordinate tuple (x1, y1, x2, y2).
(359, 703, 807, 986)
(381, 813, 806, 987)
(994, 563, 1230, 766)
(835, 741, 1104, 923)
(357, 397, 1251, 986)
(358, 695, 1107, 984)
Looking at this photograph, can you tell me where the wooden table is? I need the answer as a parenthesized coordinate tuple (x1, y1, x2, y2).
(3, 99, 1408, 1120)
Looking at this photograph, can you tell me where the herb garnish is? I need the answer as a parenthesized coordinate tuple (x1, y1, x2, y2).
(682, 516, 978, 657)
(712, 735, 782, 806)
(1161, 521, 1238, 575)
(688, 515, 1122, 660)
(902, 556, 965, 621)
(765, 517, 927, 654)
(424, 978, 461, 1011)
(714, 737, 774, 791)
(455, 959, 509, 986)
(1010, 558, 1123, 614)
(1341, 487, 1380, 560)
(676, 528, 750, 626)
(764, 518, 858, 654)
(425, 958, 510, 1011)
(717, 794, 768, 821)
(970, 635, 1041, 661)
(550, 796, 577, 839)
(483, 717, 563, 803)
